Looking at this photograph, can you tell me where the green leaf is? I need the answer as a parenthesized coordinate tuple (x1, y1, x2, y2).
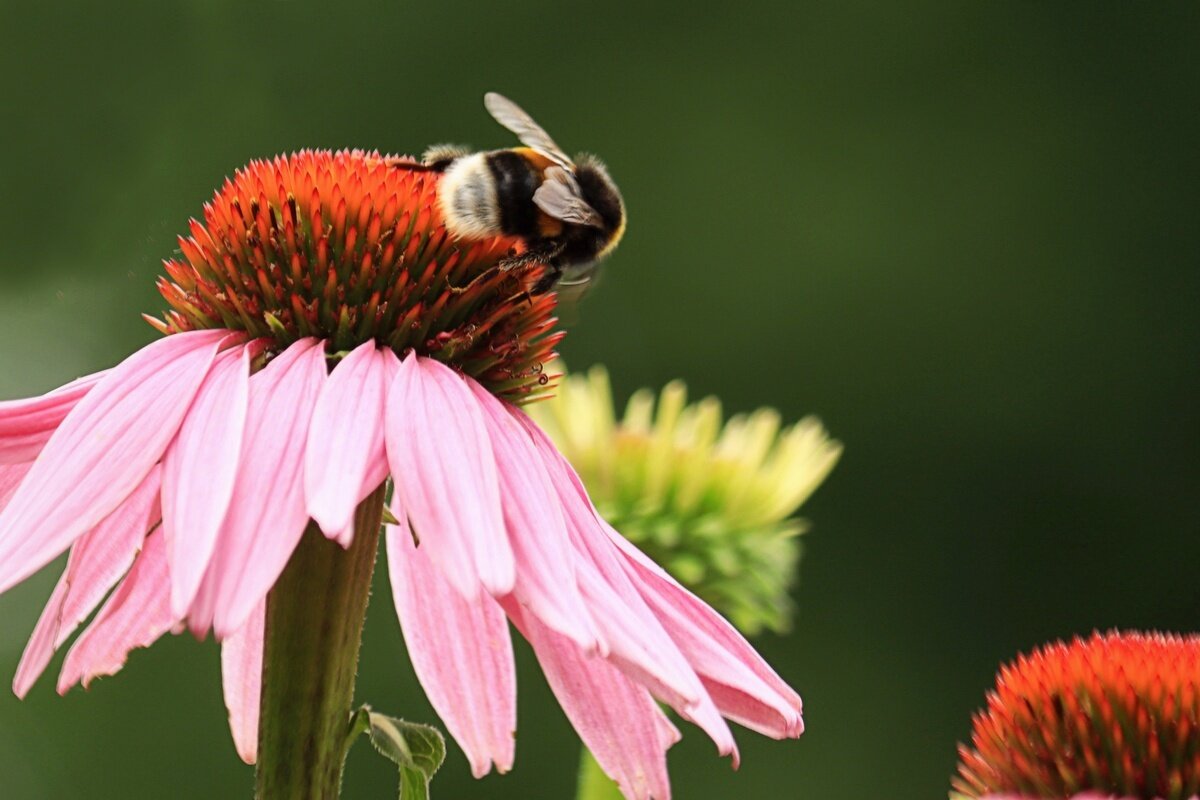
(381, 504, 401, 526)
(347, 705, 447, 800)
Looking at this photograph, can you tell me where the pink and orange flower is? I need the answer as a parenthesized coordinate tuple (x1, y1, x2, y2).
(1, 150, 801, 799)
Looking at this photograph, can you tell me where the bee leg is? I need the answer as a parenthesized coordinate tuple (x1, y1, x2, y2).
(446, 267, 496, 295)
(386, 158, 441, 172)
(497, 256, 562, 294)
(448, 242, 559, 296)
(498, 240, 564, 272)
(388, 145, 471, 174)
(530, 266, 563, 294)
(497, 252, 535, 271)
(495, 259, 560, 293)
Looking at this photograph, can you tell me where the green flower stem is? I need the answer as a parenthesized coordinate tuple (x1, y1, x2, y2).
(255, 484, 387, 800)
(576, 748, 623, 800)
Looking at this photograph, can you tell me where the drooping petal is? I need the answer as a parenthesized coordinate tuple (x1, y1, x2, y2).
(162, 344, 253, 617)
(604, 518, 802, 738)
(0, 462, 33, 513)
(0, 370, 107, 464)
(326, 349, 402, 548)
(204, 338, 326, 639)
(305, 341, 390, 543)
(689, 682, 802, 740)
(12, 572, 68, 698)
(536, 419, 697, 703)
(469, 382, 599, 652)
(385, 355, 513, 599)
(386, 504, 516, 778)
(517, 408, 737, 761)
(505, 599, 673, 800)
(655, 711, 683, 750)
(58, 465, 163, 646)
(573, 517, 737, 761)
(57, 528, 175, 694)
(0, 330, 228, 596)
(11, 466, 163, 698)
(517, 407, 800, 736)
(221, 599, 264, 765)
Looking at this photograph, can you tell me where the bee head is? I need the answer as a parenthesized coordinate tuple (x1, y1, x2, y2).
(573, 154, 625, 235)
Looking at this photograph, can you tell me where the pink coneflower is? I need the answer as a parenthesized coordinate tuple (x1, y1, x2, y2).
(953, 631, 1200, 800)
(2, 150, 801, 799)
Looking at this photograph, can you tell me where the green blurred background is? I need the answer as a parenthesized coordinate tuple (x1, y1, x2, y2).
(1, 2, 1198, 797)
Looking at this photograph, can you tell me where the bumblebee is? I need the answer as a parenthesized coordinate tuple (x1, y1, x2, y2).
(396, 93, 625, 295)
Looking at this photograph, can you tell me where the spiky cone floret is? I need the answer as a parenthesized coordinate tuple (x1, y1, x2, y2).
(953, 630, 1200, 800)
(529, 365, 841, 635)
(0, 150, 806, 800)
(152, 149, 560, 402)
(954, 795, 1174, 800)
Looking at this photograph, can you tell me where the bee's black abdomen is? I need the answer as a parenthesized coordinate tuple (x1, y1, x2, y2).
(486, 151, 540, 238)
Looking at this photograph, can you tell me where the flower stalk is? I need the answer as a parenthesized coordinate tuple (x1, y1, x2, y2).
(255, 483, 388, 800)
(576, 750, 624, 800)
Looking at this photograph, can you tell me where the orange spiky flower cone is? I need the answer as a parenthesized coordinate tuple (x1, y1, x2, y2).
(151, 149, 561, 402)
(953, 630, 1200, 800)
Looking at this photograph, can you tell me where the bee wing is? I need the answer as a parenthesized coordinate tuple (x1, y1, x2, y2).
(533, 167, 605, 228)
(484, 92, 575, 169)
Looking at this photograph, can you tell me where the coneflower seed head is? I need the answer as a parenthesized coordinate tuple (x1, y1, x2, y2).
(151, 150, 562, 401)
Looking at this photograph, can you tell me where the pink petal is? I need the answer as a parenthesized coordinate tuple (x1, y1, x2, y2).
(673, 696, 739, 768)
(505, 599, 673, 800)
(203, 338, 327, 639)
(469, 382, 600, 651)
(604, 518, 803, 738)
(655, 711, 682, 750)
(0, 462, 33, 512)
(58, 465, 163, 646)
(0, 370, 107, 464)
(385, 355, 513, 599)
(12, 572, 69, 698)
(690, 683, 803, 739)
(221, 599, 264, 765)
(161, 344, 253, 617)
(11, 466, 163, 698)
(331, 350, 400, 551)
(0, 330, 228, 595)
(515, 412, 800, 736)
(574, 519, 738, 762)
(517, 408, 737, 761)
(540, 430, 697, 702)
(386, 503, 516, 778)
(57, 528, 175, 694)
(305, 341, 390, 543)
(329, 521, 356, 549)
